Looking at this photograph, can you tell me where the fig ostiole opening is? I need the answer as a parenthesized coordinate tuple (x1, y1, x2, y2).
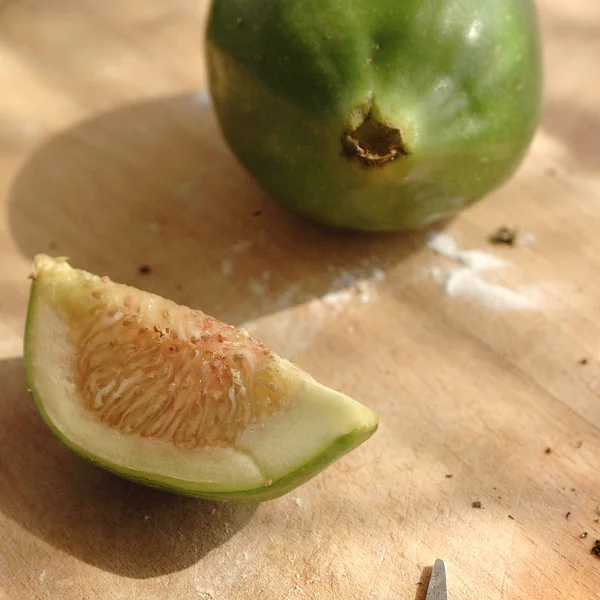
(342, 103, 409, 168)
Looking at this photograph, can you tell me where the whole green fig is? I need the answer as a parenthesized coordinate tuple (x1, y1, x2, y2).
(206, 0, 542, 232)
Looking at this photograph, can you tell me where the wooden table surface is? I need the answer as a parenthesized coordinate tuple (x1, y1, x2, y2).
(1, 1, 600, 598)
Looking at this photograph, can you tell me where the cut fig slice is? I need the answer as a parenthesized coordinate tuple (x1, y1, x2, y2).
(24, 256, 378, 501)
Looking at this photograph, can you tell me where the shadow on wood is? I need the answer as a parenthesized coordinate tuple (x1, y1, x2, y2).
(414, 565, 433, 600)
(0, 357, 257, 578)
(7, 93, 428, 329)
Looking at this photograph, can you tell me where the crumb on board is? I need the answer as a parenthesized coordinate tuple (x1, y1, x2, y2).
(472, 501, 483, 509)
(581, 532, 588, 539)
(566, 512, 571, 519)
(592, 540, 600, 556)
(579, 358, 589, 365)
(489, 226, 518, 245)
(252, 210, 262, 217)
(508, 515, 515, 520)
(445, 474, 453, 479)
(544, 447, 552, 454)
(138, 264, 152, 275)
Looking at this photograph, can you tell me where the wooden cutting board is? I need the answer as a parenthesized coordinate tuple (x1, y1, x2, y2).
(1, 1, 599, 598)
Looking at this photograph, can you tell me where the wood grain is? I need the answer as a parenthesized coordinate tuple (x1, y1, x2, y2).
(1, 1, 600, 598)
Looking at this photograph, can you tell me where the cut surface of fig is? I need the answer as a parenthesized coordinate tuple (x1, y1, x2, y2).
(24, 256, 378, 501)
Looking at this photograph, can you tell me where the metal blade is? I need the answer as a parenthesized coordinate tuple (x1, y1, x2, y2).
(425, 559, 448, 600)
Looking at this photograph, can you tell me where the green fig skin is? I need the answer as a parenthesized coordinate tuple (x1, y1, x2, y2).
(205, 0, 543, 232)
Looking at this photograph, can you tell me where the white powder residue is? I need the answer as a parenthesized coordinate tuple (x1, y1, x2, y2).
(192, 89, 212, 109)
(427, 231, 459, 258)
(302, 294, 318, 303)
(456, 249, 506, 271)
(293, 497, 303, 507)
(244, 307, 322, 358)
(331, 270, 359, 289)
(518, 232, 536, 247)
(321, 288, 354, 310)
(356, 280, 375, 303)
(429, 265, 446, 285)
(428, 232, 504, 271)
(443, 268, 535, 311)
(275, 282, 302, 311)
(427, 230, 542, 311)
(273, 266, 384, 315)
(248, 278, 267, 296)
(371, 268, 386, 282)
(176, 180, 196, 203)
(39, 569, 48, 584)
(221, 258, 233, 277)
(244, 265, 387, 357)
(309, 267, 387, 312)
(232, 240, 253, 254)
